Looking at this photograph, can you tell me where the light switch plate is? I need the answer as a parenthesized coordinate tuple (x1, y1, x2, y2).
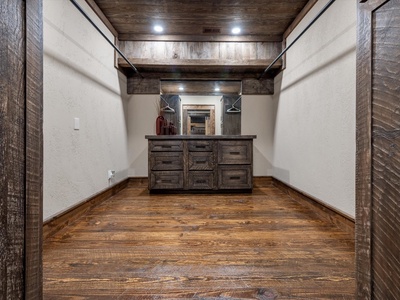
(74, 117, 80, 130)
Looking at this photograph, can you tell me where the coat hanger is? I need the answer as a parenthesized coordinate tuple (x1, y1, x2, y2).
(226, 96, 241, 113)
(160, 96, 175, 113)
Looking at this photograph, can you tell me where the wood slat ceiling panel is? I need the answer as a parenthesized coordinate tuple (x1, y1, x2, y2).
(93, 0, 309, 42)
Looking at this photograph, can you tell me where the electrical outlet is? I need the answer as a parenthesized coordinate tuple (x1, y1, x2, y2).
(107, 170, 115, 180)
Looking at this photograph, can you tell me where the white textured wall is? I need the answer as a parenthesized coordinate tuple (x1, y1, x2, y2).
(127, 95, 272, 177)
(272, 0, 356, 217)
(43, 0, 129, 220)
(127, 95, 159, 177)
(242, 95, 275, 176)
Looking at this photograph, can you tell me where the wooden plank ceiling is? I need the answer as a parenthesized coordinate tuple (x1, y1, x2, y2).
(93, 0, 310, 42)
(91, 0, 312, 91)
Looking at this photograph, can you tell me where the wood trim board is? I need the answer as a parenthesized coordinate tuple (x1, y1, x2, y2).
(356, 0, 398, 298)
(272, 178, 355, 236)
(43, 179, 128, 240)
(25, 0, 44, 297)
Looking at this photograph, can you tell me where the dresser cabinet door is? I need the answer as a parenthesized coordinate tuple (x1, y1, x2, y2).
(218, 165, 252, 189)
(150, 152, 183, 171)
(188, 152, 214, 170)
(218, 140, 252, 165)
(149, 140, 183, 152)
(188, 171, 214, 190)
(150, 171, 184, 189)
(187, 140, 213, 152)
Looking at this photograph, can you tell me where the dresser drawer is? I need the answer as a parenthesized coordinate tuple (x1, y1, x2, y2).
(218, 165, 252, 189)
(188, 140, 213, 152)
(150, 152, 183, 170)
(149, 140, 183, 152)
(150, 171, 183, 189)
(188, 152, 214, 170)
(188, 171, 215, 190)
(218, 140, 252, 164)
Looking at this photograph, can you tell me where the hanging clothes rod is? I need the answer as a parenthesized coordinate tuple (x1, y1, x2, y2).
(69, 0, 143, 78)
(258, 0, 336, 80)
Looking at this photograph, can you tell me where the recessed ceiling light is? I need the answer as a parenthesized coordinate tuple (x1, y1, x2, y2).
(215, 87, 220, 92)
(179, 86, 184, 91)
(232, 27, 241, 34)
(154, 25, 163, 33)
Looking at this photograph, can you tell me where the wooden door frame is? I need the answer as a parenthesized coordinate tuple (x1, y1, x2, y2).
(1, 0, 43, 298)
(3, 0, 394, 298)
(182, 104, 215, 135)
(355, 0, 390, 298)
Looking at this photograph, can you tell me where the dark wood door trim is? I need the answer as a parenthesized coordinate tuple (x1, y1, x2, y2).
(25, 0, 44, 296)
(0, 0, 43, 298)
(356, 0, 390, 298)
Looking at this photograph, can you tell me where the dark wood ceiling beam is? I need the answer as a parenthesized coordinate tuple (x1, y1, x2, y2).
(118, 39, 282, 80)
(118, 58, 282, 69)
(127, 77, 274, 95)
(84, 0, 118, 37)
(118, 34, 283, 42)
(125, 71, 276, 80)
(283, 0, 319, 38)
(120, 41, 281, 61)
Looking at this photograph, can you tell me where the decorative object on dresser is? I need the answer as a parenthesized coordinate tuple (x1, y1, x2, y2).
(156, 95, 180, 135)
(146, 135, 256, 192)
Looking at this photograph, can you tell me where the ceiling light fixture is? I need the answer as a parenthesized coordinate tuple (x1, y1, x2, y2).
(154, 25, 163, 33)
(214, 87, 220, 92)
(179, 86, 184, 91)
(232, 27, 241, 34)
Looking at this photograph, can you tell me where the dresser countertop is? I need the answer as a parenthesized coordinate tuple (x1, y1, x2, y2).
(145, 135, 257, 140)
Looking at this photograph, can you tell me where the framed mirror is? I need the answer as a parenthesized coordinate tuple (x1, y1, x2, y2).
(182, 105, 215, 135)
(160, 80, 242, 136)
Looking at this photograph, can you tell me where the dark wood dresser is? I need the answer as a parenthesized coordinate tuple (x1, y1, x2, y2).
(145, 135, 256, 192)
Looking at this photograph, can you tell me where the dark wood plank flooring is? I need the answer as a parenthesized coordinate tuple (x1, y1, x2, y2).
(43, 185, 355, 299)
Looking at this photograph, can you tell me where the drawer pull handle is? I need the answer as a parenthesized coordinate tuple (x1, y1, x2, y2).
(196, 145, 206, 149)
(230, 152, 240, 155)
(196, 180, 207, 184)
(162, 161, 173, 164)
(195, 160, 207, 164)
(161, 145, 172, 148)
(230, 176, 241, 180)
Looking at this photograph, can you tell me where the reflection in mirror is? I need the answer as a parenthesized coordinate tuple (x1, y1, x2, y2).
(182, 105, 215, 135)
(159, 80, 242, 136)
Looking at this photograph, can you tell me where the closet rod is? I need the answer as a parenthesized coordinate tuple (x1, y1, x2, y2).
(258, 0, 336, 80)
(69, 0, 143, 78)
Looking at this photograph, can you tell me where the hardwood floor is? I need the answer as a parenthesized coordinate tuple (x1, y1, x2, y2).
(43, 185, 355, 299)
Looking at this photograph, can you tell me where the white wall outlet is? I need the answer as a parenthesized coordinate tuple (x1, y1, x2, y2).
(107, 170, 115, 180)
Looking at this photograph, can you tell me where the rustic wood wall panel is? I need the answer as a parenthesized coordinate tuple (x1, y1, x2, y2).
(127, 78, 274, 95)
(121, 41, 281, 61)
(25, 0, 44, 298)
(356, 0, 400, 298)
(370, 0, 400, 298)
(0, 1, 26, 299)
(221, 95, 241, 135)
(160, 95, 181, 135)
(242, 78, 274, 95)
(119, 41, 282, 78)
(1, 1, 43, 299)
(127, 77, 160, 94)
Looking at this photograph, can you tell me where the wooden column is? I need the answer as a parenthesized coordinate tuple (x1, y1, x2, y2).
(0, 0, 43, 299)
(356, 0, 400, 298)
